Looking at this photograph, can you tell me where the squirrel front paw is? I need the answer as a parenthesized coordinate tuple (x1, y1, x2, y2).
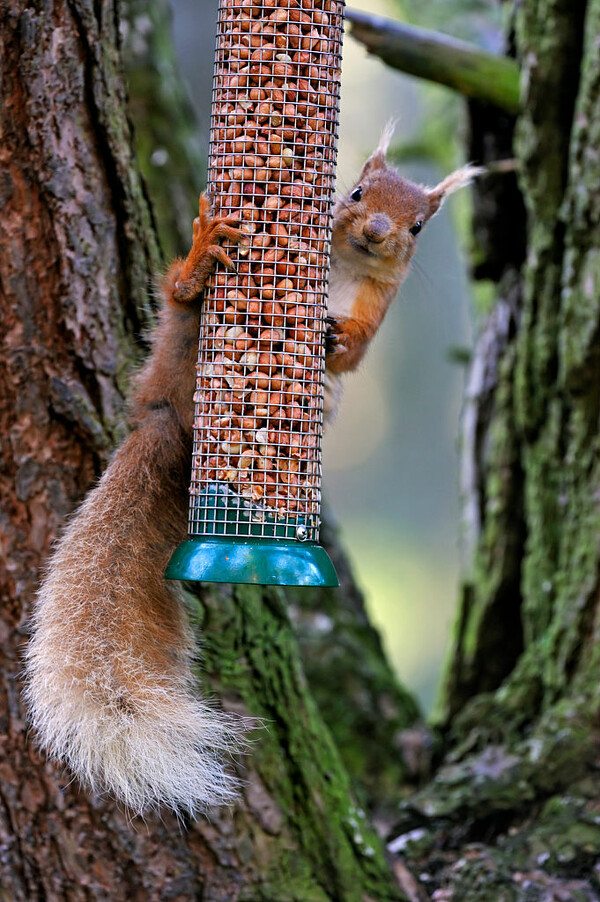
(325, 315, 372, 374)
(172, 193, 244, 304)
(325, 316, 348, 358)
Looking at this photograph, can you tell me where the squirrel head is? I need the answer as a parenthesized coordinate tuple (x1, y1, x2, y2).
(332, 123, 482, 283)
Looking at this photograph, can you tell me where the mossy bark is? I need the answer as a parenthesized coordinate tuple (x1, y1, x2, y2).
(391, 1, 600, 898)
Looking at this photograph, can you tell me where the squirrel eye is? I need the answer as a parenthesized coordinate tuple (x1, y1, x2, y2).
(409, 221, 422, 236)
(350, 186, 363, 202)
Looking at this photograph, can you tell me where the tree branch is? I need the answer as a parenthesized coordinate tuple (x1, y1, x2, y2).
(346, 8, 520, 114)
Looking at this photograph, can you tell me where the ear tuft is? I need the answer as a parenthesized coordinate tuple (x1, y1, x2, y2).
(376, 118, 396, 158)
(360, 119, 397, 176)
(427, 163, 485, 216)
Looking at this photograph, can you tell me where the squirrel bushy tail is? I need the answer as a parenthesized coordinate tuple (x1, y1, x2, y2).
(25, 407, 242, 816)
(25, 196, 247, 817)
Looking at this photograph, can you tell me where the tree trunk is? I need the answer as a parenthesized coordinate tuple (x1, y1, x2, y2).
(0, 1, 413, 898)
(388, 1, 600, 899)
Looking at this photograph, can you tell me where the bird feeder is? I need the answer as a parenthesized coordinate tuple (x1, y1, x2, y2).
(166, 0, 344, 587)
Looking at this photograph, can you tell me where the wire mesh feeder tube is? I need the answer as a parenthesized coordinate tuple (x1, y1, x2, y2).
(166, 0, 344, 587)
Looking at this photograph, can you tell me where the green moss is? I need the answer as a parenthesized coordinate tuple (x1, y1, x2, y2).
(186, 583, 405, 901)
(447, 851, 517, 902)
(383, 3, 600, 898)
(529, 796, 600, 869)
(286, 582, 419, 810)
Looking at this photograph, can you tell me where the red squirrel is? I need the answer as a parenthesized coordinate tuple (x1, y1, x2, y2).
(25, 135, 478, 817)
(324, 124, 480, 420)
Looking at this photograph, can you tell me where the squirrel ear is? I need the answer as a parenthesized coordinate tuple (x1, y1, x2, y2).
(360, 119, 396, 176)
(427, 163, 484, 217)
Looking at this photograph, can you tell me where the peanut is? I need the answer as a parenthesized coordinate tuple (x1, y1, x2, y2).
(189, 0, 344, 520)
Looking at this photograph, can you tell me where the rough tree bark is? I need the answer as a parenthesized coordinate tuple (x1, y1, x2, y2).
(0, 1, 415, 899)
(384, 1, 600, 899)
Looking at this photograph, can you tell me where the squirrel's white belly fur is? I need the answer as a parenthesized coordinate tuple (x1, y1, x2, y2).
(323, 263, 361, 423)
(327, 259, 362, 319)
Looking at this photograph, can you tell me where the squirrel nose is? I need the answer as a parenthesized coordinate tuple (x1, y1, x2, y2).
(363, 214, 392, 244)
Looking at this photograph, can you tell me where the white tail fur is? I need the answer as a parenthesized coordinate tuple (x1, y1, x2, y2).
(24, 435, 245, 818)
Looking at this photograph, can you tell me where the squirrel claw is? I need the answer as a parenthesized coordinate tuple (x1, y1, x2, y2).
(325, 315, 339, 340)
(213, 223, 245, 243)
(209, 245, 236, 271)
(325, 316, 347, 356)
(325, 333, 338, 355)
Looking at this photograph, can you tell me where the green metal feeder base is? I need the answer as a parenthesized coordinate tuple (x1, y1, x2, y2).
(165, 536, 339, 588)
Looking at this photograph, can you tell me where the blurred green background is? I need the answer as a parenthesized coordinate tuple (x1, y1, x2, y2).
(163, 0, 502, 713)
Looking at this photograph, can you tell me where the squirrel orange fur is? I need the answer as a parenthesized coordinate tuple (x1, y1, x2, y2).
(25, 137, 479, 817)
(324, 124, 481, 420)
